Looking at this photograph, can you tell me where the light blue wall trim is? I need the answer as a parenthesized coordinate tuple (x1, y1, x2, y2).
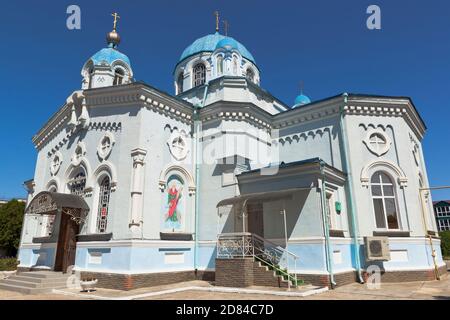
(18, 247, 56, 269)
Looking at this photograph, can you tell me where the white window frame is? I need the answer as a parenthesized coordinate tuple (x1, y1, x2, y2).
(96, 175, 111, 233)
(370, 171, 402, 231)
(193, 63, 206, 87)
(363, 129, 392, 156)
(325, 190, 336, 230)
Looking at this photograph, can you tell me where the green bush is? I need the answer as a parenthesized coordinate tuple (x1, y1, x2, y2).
(0, 199, 25, 256)
(0, 257, 18, 271)
(439, 231, 450, 259)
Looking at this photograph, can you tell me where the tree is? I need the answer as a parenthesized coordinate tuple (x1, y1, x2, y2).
(0, 200, 25, 256)
(440, 231, 450, 259)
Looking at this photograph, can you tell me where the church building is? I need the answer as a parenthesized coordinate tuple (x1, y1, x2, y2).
(17, 14, 446, 290)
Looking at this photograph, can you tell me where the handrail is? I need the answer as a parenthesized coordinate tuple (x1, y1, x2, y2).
(251, 233, 299, 259)
(218, 232, 299, 259)
(217, 232, 300, 288)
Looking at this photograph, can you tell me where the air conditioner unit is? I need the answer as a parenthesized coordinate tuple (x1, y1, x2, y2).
(364, 236, 390, 261)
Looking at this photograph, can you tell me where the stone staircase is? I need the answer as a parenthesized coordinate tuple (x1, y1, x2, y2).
(0, 271, 71, 294)
(253, 259, 303, 288)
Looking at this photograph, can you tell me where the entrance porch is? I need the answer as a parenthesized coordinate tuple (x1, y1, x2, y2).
(215, 159, 348, 288)
(18, 192, 89, 273)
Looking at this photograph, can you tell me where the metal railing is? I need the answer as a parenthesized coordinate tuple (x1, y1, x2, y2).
(217, 232, 300, 287)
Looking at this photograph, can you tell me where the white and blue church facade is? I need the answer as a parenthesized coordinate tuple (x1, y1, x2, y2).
(17, 18, 446, 289)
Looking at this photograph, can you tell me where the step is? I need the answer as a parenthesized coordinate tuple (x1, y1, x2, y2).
(8, 274, 70, 284)
(17, 271, 69, 279)
(0, 283, 53, 295)
(1, 278, 70, 289)
(256, 261, 303, 288)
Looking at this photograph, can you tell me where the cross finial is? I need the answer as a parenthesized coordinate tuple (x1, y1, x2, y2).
(112, 12, 120, 31)
(214, 11, 220, 32)
(223, 20, 229, 36)
(300, 81, 304, 94)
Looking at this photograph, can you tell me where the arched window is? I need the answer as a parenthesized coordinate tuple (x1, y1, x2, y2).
(217, 56, 223, 75)
(88, 66, 95, 89)
(69, 168, 86, 197)
(193, 63, 206, 87)
(96, 176, 111, 233)
(371, 171, 400, 229)
(246, 68, 255, 83)
(177, 73, 184, 94)
(113, 68, 125, 86)
(232, 57, 238, 75)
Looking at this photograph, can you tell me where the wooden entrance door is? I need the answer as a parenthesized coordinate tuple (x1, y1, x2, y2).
(247, 203, 264, 238)
(55, 212, 79, 273)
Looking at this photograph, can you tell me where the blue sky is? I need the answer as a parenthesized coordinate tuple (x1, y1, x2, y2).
(1, 0, 450, 200)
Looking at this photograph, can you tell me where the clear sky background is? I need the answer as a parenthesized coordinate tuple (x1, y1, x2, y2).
(0, 0, 449, 200)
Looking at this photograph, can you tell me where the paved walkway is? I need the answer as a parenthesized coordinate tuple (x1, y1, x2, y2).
(0, 275, 449, 300)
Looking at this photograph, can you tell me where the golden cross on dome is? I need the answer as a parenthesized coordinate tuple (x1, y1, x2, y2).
(112, 12, 120, 31)
(223, 20, 229, 36)
(214, 11, 220, 32)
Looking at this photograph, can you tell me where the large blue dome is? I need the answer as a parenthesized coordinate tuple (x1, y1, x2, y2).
(90, 47, 131, 66)
(179, 33, 255, 64)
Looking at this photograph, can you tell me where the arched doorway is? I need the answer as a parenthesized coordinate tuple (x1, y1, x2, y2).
(25, 192, 89, 273)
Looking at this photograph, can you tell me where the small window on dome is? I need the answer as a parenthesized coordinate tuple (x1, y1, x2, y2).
(193, 63, 206, 87)
(232, 57, 238, 75)
(217, 56, 224, 75)
(177, 73, 184, 94)
(113, 68, 125, 86)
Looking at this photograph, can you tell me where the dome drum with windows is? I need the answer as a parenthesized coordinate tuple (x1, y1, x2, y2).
(81, 13, 133, 90)
(174, 31, 260, 94)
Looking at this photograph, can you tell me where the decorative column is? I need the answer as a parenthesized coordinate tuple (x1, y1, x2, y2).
(129, 148, 147, 238)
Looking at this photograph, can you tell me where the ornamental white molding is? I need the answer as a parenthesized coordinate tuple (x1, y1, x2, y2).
(274, 108, 340, 129)
(343, 102, 426, 140)
(89, 121, 122, 131)
(278, 127, 332, 145)
(362, 128, 392, 156)
(344, 105, 406, 117)
(131, 148, 147, 167)
(360, 160, 408, 188)
(50, 151, 63, 176)
(158, 164, 196, 196)
(141, 95, 192, 125)
(46, 178, 60, 192)
(167, 131, 189, 161)
(71, 141, 87, 167)
(92, 161, 118, 192)
(97, 132, 115, 161)
(201, 110, 271, 130)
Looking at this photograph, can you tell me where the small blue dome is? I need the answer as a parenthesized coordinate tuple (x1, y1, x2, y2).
(179, 33, 255, 64)
(215, 38, 239, 51)
(293, 94, 311, 107)
(90, 47, 131, 66)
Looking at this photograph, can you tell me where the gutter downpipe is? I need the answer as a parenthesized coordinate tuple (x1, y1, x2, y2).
(194, 83, 209, 275)
(339, 93, 364, 283)
(319, 160, 336, 288)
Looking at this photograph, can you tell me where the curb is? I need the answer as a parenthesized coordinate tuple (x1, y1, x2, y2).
(52, 285, 328, 300)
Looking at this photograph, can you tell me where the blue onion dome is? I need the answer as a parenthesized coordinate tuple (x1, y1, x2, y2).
(89, 28, 131, 67)
(179, 32, 255, 64)
(215, 37, 239, 51)
(90, 47, 131, 66)
(293, 94, 311, 107)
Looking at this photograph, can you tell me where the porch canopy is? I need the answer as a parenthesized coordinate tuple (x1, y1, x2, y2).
(26, 191, 89, 224)
(216, 187, 305, 208)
